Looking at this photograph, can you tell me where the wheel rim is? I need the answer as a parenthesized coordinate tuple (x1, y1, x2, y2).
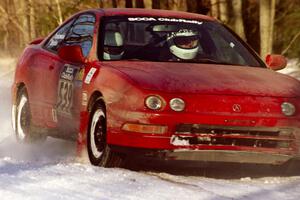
(17, 95, 29, 140)
(90, 109, 106, 159)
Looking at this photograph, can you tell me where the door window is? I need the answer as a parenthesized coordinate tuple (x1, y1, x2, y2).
(44, 19, 75, 52)
(64, 14, 96, 57)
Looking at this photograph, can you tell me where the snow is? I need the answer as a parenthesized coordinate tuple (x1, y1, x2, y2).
(1, 58, 300, 199)
(278, 59, 300, 80)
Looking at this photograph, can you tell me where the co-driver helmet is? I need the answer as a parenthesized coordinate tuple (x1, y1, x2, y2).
(103, 31, 124, 60)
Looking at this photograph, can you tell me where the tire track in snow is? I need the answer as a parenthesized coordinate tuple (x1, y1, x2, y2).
(145, 172, 235, 200)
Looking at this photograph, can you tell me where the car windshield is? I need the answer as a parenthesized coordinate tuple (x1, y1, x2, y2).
(100, 16, 264, 67)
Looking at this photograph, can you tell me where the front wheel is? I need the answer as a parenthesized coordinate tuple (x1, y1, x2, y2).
(87, 101, 125, 167)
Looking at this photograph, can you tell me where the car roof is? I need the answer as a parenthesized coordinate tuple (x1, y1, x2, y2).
(94, 8, 215, 21)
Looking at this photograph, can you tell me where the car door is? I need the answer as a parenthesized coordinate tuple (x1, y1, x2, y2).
(53, 13, 96, 139)
(38, 17, 76, 128)
(28, 18, 76, 128)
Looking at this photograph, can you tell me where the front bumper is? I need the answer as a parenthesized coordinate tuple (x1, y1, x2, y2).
(110, 146, 294, 165)
(106, 109, 300, 165)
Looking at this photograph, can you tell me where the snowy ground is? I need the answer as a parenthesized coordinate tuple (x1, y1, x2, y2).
(278, 59, 300, 80)
(1, 58, 300, 200)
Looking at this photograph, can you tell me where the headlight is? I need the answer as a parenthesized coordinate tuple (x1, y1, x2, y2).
(281, 102, 296, 116)
(145, 96, 163, 110)
(170, 98, 185, 112)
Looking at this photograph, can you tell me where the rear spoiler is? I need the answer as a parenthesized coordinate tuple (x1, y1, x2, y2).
(29, 37, 45, 45)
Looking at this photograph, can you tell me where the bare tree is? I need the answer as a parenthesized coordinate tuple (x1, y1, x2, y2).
(231, 0, 245, 39)
(55, 0, 63, 25)
(282, 30, 300, 55)
(125, 0, 133, 7)
(135, 0, 145, 8)
(219, 0, 228, 24)
(99, 0, 117, 8)
(186, 0, 210, 14)
(210, 0, 219, 18)
(152, 0, 160, 8)
(168, 0, 186, 11)
(144, 0, 152, 8)
(260, 0, 276, 57)
(159, 0, 169, 9)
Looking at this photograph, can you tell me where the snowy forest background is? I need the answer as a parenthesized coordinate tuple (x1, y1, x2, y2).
(0, 0, 300, 60)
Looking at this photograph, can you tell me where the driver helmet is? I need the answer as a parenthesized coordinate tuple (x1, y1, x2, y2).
(103, 31, 124, 60)
(167, 29, 199, 60)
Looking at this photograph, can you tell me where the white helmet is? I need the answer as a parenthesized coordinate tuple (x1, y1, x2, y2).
(167, 29, 199, 60)
(103, 31, 124, 60)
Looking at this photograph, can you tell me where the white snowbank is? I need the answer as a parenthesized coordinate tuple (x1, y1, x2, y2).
(278, 59, 300, 80)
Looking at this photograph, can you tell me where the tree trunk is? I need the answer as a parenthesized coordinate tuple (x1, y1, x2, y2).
(144, 0, 152, 8)
(99, 0, 115, 8)
(125, 0, 133, 7)
(160, 0, 169, 9)
(187, 0, 210, 14)
(169, 0, 187, 11)
(210, 0, 219, 18)
(18, 0, 29, 45)
(112, 0, 118, 7)
(260, 0, 276, 58)
(242, 0, 260, 53)
(219, 0, 228, 24)
(231, 0, 245, 39)
(29, 0, 36, 40)
(135, 0, 145, 8)
(116, 0, 126, 7)
(2, 25, 9, 52)
(152, 0, 160, 9)
(99, 0, 103, 7)
(55, 0, 63, 25)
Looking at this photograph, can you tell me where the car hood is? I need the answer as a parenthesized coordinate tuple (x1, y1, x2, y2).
(104, 61, 300, 97)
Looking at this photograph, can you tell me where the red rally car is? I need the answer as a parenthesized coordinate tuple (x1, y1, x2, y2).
(12, 8, 300, 167)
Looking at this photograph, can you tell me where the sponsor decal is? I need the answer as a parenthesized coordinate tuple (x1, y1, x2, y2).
(128, 17, 203, 25)
(49, 40, 58, 47)
(53, 34, 65, 40)
(82, 91, 88, 106)
(75, 68, 85, 81)
(56, 64, 78, 115)
(48, 34, 65, 47)
(61, 65, 75, 81)
(52, 108, 58, 122)
(84, 68, 97, 84)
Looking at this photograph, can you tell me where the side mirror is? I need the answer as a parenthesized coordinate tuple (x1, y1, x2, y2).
(58, 45, 85, 63)
(265, 54, 287, 70)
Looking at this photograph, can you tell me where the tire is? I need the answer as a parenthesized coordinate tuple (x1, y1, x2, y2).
(87, 101, 124, 167)
(15, 87, 46, 143)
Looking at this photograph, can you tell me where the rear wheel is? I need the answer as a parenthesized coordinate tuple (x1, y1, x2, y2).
(15, 87, 46, 143)
(87, 101, 124, 167)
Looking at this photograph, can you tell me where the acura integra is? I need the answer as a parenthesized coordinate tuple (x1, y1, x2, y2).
(12, 8, 300, 168)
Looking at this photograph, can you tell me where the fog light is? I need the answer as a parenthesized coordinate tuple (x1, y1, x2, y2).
(145, 96, 163, 110)
(122, 123, 167, 134)
(281, 102, 296, 116)
(170, 98, 185, 111)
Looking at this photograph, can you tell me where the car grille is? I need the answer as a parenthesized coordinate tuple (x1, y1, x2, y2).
(172, 124, 295, 150)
